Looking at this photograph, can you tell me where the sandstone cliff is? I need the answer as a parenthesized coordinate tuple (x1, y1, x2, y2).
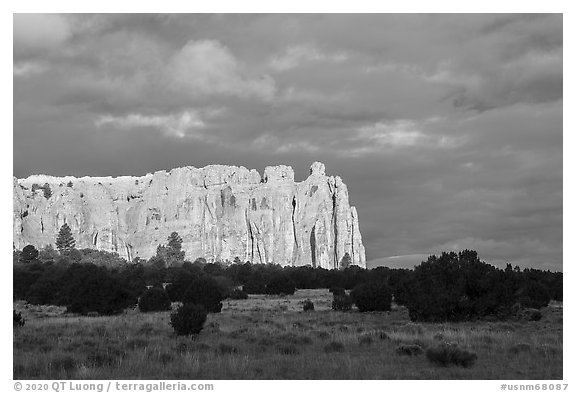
(13, 162, 366, 269)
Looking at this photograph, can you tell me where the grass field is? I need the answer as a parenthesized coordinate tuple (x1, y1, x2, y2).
(13, 289, 563, 379)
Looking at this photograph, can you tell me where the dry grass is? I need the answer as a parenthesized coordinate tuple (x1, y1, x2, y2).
(13, 289, 563, 379)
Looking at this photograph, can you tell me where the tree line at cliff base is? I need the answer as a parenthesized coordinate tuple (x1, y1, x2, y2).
(14, 228, 562, 324)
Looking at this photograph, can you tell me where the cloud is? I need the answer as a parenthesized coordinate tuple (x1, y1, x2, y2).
(425, 49, 562, 111)
(278, 86, 347, 104)
(13, 61, 47, 77)
(168, 40, 276, 100)
(358, 120, 427, 147)
(14, 14, 72, 52)
(349, 118, 463, 156)
(252, 134, 321, 154)
(95, 110, 207, 138)
(269, 44, 348, 71)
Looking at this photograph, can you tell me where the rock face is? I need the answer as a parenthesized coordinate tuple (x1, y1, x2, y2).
(13, 162, 366, 269)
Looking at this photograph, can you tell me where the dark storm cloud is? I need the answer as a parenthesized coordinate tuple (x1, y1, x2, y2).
(13, 14, 562, 270)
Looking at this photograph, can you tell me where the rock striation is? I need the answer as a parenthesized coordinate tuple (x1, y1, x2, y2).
(13, 162, 366, 269)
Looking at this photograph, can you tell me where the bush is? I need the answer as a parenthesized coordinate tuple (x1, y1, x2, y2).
(13, 266, 43, 300)
(517, 281, 551, 309)
(401, 250, 518, 322)
(165, 271, 197, 302)
(13, 310, 25, 328)
(217, 343, 239, 354)
(170, 304, 207, 336)
(24, 264, 67, 305)
(425, 344, 477, 368)
(64, 265, 137, 315)
(365, 330, 389, 340)
(329, 286, 345, 296)
(395, 344, 424, 356)
(513, 306, 542, 321)
(277, 344, 301, 355)
(324, 341, 345, 353)
(303, 299, 315, 312)
(212, 275, 234, 299)
(25, 275, 61, 305)
(138, 287, 172, 312)
(19, 245, 39, 263)
(182, 277, 224, 313)
(332, 293, 353, 311)
(228, 288, 248, 300)
(508, 343, 532, 355)
(351, 281, 393, 312)
(42, 183, 52, 199)
(243, 281, 267, 294)
(358, 334, 373, 345)
(265, 274, 296, 295)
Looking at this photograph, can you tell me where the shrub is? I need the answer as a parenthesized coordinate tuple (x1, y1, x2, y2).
(517, 281, 551, 309)
(243, 281, 267, 294)
(303, 299, 315, 312)
(182, 277, 224, 313)
(13, 264, 43, 300)
(170, 303, 207, 336)
(508, 343, 532, 355)
(332, 293, 353, 311)
(228, 288, 249, 300)
(351, 281, 393, 312)
(217, 343, 239, 354)
(265, 274, 296, 295)
(277, 344, 300, 355)
(329, 287, 346, 296)
(43, 184, 52, 199)
(51, 354, 76, 372)
(425, 344, 477, 368)
(25, 275, 61, 305)
(13, 310, 25, 328)
(138, 287, 172, 312)
(324, 341, 345, 353)
(511, 303, 543, 321)
(358, 334, 373, 345)
(20, 245, 39, 263)
(395, 344, 424, 356)
(212, 275, 234, 298)
(519, 308, 543, 321)
(401, 250, 518, 322)
(165, 270, 197, 302)
(64, 264, 137, 315)
(87, 346, 126, 367)
(365, 330, 389, 340)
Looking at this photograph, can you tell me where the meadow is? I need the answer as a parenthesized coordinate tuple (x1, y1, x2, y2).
(13, 289, 563, 380)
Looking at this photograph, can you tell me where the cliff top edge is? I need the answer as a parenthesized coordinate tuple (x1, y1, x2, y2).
(16, 161, 329, 185)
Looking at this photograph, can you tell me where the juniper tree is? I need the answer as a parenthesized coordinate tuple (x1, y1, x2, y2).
(339, 252, 352, 270)
(156, 232, 185, 266)
(56, 223, 76, 254)
(19, 244, 39, 263)
(167, 232, 183, 252)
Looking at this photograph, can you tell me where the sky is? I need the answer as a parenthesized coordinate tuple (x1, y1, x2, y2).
(12, 14, 563, 271)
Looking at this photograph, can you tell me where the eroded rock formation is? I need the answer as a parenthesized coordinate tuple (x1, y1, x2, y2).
(13, 162, 366, 269)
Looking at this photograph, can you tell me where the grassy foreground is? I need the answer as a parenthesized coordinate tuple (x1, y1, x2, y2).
(13, 289, 562, 379)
